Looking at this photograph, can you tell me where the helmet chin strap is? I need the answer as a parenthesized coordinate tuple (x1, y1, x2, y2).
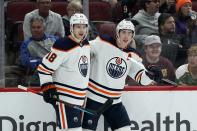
(71, 32, 83, 43)
(70, 29, 88, 44)
(116, 34, 124, 49)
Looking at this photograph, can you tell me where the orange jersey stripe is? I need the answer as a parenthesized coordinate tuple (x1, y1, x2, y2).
(60, 103, 66, 129)
(56, 87, 86, 97)
(88, 83, 121, 96)
(136, 72, 143, 83)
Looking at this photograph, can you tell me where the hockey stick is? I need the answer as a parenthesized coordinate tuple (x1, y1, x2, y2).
(161, 78, 177, 86)
(18, 85, 113, 116)
(127, 57, 177, 86)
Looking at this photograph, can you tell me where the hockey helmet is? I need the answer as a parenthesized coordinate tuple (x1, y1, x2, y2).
(70, 13, 89, 42)
(116, 19, 135, 37)
(70, 13, 88, 30)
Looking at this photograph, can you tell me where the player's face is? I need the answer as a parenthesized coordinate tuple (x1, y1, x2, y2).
(31, 20, 44, 39)
(73, 24, 88, 40)
(145, 43, 161, 59)
(188, 55, 197, 67)
(117, 30, 133, 49)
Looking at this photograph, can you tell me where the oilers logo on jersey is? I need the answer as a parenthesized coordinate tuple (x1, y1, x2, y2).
(106, 57, 127, 79)
(78, 55, 88, 77)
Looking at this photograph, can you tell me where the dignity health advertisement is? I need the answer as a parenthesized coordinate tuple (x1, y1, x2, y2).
(0, 87, 197, 131)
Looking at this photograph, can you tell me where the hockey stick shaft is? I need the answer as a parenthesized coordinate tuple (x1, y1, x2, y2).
(161, 78, 177, 86)
(18, 85, 112, 116)
(18, 85, 96, 115)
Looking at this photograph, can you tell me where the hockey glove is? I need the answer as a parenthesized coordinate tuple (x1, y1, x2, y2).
(145, 65, 163, 83)
(41, 84, 58, 105)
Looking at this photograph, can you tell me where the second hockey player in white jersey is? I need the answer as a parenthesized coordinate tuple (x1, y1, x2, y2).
(82, 19, 157, 131)
(37, 13, 90, 131)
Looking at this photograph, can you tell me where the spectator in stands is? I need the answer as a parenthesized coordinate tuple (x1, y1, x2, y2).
(142, 35, 176, 84)
(23, 0, 65, 40)
(62, 0, 98, 40)
(20, 16, 58, 85)
(121, 0, 138, 18)
(112, 0, 138, 23)
(158, 13, 184, 67)
(175, 0, 196, 66)
(175, 0, 197, 43)
(62, 0, 83, 36)
(175, 44, 197, 85)
(132, 0, 160, 47)
(175, 0, 192, 35)
(159, 0, 176, 14)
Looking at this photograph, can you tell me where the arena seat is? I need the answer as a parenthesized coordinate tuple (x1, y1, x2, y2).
(112, 2, 124, 23)
(51, 2, 68, 16)
(6, 1, 36, 23)
(193, 1, 197, 12)
(97, 22, 116, 38)
(89, 1, 112, 21)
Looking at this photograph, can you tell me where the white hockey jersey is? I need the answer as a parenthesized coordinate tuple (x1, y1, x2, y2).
(88, 35, 153, 104)
(37, 35, 90, 106)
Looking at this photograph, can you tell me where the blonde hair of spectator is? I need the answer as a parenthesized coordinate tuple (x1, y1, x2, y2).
(30, 16, 45, 27)
(67, 0, 83, 14)
(188, 45, 197, 56)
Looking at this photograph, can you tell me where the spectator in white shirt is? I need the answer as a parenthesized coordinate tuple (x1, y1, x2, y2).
(23, 0, 65, 40)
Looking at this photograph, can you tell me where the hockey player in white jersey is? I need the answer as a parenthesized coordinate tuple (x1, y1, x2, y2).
(37, 13, 90, 131)
(82, 19, 159, 131)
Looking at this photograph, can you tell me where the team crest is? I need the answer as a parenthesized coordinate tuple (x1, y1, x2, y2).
(78, 55, 88, 77)
(106, 57, 127, 79)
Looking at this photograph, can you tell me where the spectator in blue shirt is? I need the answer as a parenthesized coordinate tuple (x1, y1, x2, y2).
(20, 16, 58, 85)
(20, 16, 58, 71)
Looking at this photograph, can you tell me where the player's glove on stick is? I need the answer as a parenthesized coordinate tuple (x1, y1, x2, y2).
(41, 83, 58, 104)
(146, 65, 163, 83)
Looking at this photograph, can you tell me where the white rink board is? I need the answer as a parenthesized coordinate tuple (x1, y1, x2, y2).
(1, 89, 197, 131)
(0, 91, 104, 131)
(122, 90, 197, 131)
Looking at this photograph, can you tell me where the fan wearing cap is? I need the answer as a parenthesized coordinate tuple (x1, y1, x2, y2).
(175, 44, 197, 85)
(142, 35, 176, 84)
(82, 19, 156, 131)
(37, 13, 90, 131)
